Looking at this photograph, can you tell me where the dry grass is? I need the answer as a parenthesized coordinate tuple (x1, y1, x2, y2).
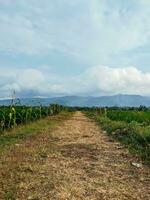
(0, 112, 150, 200)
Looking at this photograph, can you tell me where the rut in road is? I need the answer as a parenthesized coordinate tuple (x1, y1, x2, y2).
(1, 112, 150, 200)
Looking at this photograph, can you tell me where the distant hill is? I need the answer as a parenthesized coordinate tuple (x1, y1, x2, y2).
(0, 94, 150, 107)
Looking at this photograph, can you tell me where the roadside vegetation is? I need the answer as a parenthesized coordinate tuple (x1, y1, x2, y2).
(0, 104, 65, 132)
(84, 107, 150, 164)
(0, 104, 72, 152)
(0, 111, 72, 152)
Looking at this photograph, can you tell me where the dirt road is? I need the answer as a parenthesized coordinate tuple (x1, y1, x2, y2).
(0, 112, 150, 199)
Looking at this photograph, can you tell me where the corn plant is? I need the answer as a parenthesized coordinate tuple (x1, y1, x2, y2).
(0, 104, 65, 133)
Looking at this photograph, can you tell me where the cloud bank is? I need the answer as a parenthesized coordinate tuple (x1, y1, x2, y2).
(1, 66, 150, 98)
(78, 66, 150, 96)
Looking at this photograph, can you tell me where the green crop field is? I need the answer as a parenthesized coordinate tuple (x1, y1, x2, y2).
(0, 104, 64, 133)
(107, 109, 150, 125)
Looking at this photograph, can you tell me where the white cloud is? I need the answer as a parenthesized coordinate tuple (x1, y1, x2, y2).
(0, 0, 150, 61)
(17, 69, 44, 89)
(89, 0, 150, 54)
(1, 66, 150, 97)
(77, 66, 150, 96)
(0, 68, 67, 97)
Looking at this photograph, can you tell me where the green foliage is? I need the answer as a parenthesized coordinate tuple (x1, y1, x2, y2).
(0, 104, 64, 133)
(99, 117, 150, 163)
(107, 110, 150, 125)
(85, 107, 150, 164)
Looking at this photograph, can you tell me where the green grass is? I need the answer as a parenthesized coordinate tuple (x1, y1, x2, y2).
(85, 110, 150, 164)
(107, 110, 150, 125)
(0, 111, 72, 152)
(4, 187, 16, 200)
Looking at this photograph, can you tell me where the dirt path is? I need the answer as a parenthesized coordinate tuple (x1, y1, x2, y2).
(0, 112, 150, 200)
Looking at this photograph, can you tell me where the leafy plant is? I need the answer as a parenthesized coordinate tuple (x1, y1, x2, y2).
(0, 104, 65, 133)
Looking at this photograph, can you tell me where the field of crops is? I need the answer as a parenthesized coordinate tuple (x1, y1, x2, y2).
(85, 107, 150, 163)
(0, 104, 64, 132)
(107, 109, 150, 125)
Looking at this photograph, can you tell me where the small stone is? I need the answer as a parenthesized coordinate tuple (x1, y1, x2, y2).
(15, 143, 22, 147)
(132, 162, 142, 168)
(116, 145, 124, 149)
(28, 196, 39, 200)
(28, 196, 33, 200)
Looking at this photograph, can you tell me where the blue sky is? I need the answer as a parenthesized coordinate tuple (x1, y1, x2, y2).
(0, 0, 150, 97)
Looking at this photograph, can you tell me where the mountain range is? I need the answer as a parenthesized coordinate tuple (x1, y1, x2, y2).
(0, 94, 150, 107)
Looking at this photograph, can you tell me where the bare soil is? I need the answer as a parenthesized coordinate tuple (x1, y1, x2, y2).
(0, 111, 150, 200)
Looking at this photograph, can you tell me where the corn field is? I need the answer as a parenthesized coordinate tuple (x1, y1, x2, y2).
(0, 104, 64, 133)
(106, 109, 150, 125)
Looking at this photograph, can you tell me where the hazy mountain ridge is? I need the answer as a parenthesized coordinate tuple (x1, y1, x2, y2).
(0, 94, 150, 107)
